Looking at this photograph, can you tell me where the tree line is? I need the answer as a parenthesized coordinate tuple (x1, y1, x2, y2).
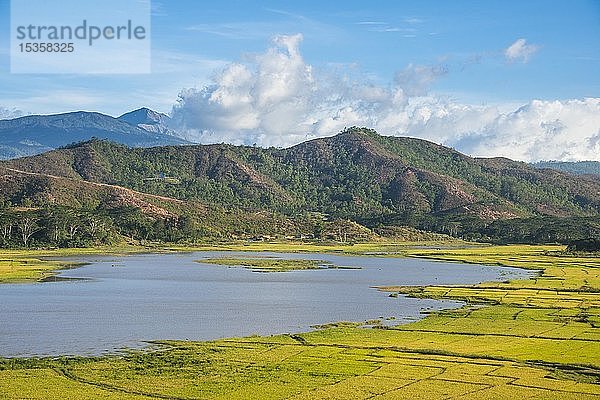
(0, 206, 212, 248)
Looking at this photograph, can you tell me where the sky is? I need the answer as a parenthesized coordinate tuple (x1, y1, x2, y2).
(0, 0, 599, 161)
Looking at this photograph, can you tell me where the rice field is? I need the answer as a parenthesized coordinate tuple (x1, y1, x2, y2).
(1, 244, 599, 399)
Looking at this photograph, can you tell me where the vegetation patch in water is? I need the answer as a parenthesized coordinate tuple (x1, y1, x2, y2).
(198, 257, 345, 272)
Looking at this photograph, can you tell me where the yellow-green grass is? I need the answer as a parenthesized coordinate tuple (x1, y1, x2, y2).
(1, 331, 599, 400)
(198, 257, 356, 272)
(0, 241, 390, 281)
(1, 243, 600, 398)
(0, 245, 166, 283)
(0, 257, 70, 282)
(380, 245, 600, 307)
(165, 239, 469, 255)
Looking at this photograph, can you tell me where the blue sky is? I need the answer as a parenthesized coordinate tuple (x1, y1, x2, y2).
(1, 0, 598, 115)
(163, 0, 599, 101)
(0, 0, 599, 161)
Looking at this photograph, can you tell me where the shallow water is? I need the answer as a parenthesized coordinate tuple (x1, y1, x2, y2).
(0, 251, 533, 357)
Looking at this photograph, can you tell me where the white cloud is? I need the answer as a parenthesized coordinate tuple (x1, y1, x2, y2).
(185, 10, 342, 43)
(505, 38, 539, 63)
(170, 34, 599, 161)
(5, 90, 109, 114)
(356, 21, 386, 25)
(355, 20, 418, 34)
(151, 50, 227, 75)
(171, 33, 317, 146)
(394, 64, 447, 96)
(452, 98, 600, 161)
(403, 17, 424, 24)
(0, 107, 25, 120)
(150, 1, 168, 17)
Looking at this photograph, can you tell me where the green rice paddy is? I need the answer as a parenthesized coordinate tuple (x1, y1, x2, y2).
(1, 243, 599, 399)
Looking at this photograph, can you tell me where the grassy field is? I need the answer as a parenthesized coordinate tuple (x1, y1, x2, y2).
(170, 240, 469, 255)
(0, 256, 70, 283)
(0, 243, 599, 399)
(0, 246, 159, 283)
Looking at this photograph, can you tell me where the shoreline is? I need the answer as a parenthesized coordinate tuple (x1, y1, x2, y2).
(2, 243, 543, 354)
(0, 239, 491, 284)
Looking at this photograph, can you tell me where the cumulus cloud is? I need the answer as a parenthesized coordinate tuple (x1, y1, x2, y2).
(0, 107, 24, 120)
(452, 98, 600, 161)
(171, 34, 445, 147)
(171, 34, 316, 146)
(504, 38, 539, 63)
(171, 34, 599, 161)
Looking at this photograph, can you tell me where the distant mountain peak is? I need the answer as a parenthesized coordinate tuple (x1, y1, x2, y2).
(118, 108, 177, 137)
(119, 108, 170, 126)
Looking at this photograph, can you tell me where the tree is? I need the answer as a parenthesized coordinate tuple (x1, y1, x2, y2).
(18, 215, 40, 247)
(86, 216, 103, 240)
(0, 211, 15, 246)
(43, 207, 68, 244)
(66, 222, 79, 240)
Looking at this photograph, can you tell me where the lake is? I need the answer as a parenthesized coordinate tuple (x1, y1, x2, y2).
(0, 251, 533, 357)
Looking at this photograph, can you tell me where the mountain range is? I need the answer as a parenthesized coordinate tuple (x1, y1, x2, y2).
(1, 126, 599, 243)
(0, 109, 188, 159)
(2, 108, 598, 177)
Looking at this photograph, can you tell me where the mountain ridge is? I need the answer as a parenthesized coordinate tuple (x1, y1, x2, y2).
(0, 110, 190, 159)
(2, 127, 599, 244)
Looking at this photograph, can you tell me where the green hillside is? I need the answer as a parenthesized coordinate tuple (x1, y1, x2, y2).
(1, 127, 599, 245)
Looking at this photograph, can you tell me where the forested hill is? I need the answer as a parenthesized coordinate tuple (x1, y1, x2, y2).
(2, 127, 599, 244)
